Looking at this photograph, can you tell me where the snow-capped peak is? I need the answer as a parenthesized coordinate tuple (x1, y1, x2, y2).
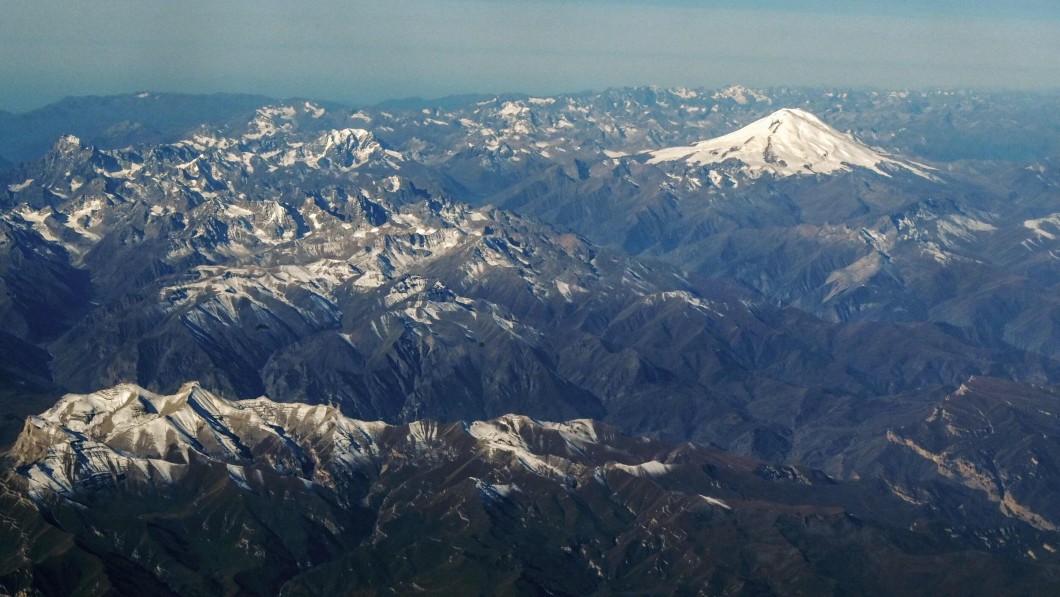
(711, 85, 770, 105)
(647, 108, 934, 180)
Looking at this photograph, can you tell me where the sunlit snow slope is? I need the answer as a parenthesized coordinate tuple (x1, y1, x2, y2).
(648, 108, 934, 179)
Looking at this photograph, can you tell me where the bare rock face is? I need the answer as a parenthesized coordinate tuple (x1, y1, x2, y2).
(878, 377, 1060, 535)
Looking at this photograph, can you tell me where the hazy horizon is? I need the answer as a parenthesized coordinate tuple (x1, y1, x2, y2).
(2, 1, 1059, 113)
(8, 82, 1060, 116)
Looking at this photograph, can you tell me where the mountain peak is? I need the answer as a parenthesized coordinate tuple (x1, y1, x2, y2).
(711, 85, 771, 105)
(52, 134, 84, 153)
(647, 108, 935, 180)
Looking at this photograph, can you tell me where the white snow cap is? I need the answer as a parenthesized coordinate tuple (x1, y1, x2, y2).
(647, 108, 934, 180)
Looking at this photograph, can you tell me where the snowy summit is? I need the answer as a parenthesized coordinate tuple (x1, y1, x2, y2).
(647, 108, 934, 179)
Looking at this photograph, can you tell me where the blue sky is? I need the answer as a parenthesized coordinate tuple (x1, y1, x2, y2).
(2, 1, 1059, 112)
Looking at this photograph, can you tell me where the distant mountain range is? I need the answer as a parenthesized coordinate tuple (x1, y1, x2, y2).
(0, 93, 274, 166)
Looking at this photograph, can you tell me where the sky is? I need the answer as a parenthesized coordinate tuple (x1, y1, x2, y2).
(2, 0, 1059, 112)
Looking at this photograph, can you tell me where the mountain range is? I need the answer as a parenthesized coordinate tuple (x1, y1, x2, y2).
(3, 381, 1059, 595)
(2, 85, 1060, 594)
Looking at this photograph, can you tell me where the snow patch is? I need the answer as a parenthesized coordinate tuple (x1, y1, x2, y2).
(7, 179, 34, 192)
(1025, 214, 1060, 241)
(700, 495, 732, 510)
(610, 460, 673, 477)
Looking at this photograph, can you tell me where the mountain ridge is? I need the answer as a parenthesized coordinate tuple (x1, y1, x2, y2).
(4, 380, 1060, 595)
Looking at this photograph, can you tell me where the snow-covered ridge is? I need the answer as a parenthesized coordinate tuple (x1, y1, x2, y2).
(10, 383, 676, 500)
(12, 382, 386, 497)
(647, 108, 935, 180)
(159, 100, 403, 173)
(178, 124, 398, 172)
